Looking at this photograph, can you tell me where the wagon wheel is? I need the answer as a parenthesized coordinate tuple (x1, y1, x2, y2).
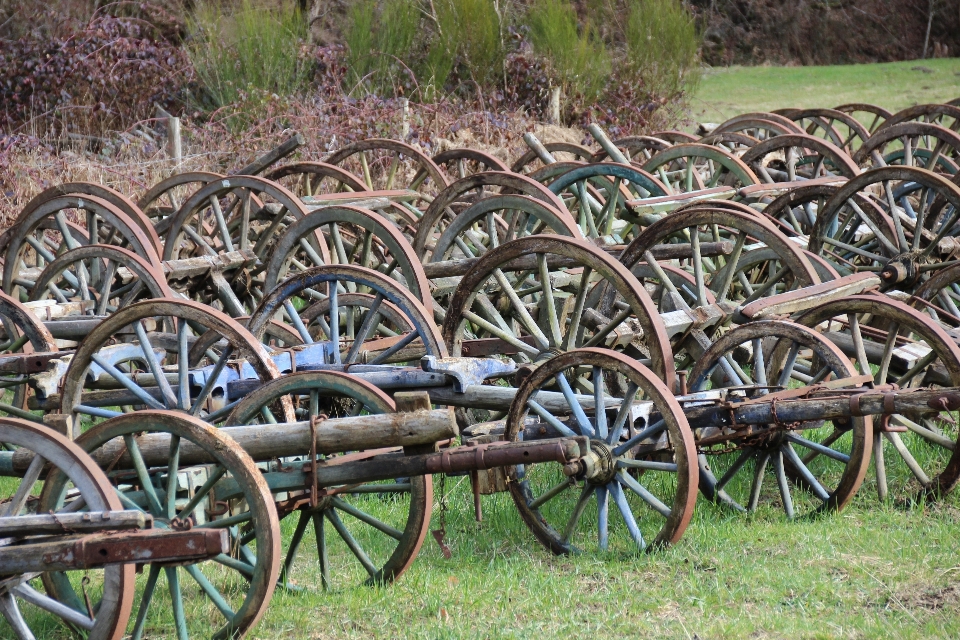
(590, 136, 672, 163)
(712, 113, 804, 141)
(40, 411, 280, 639)
(261, 206, 431, 311)
(248, 264, 445, 366)
(138, 171, 224, 224)
(794, 296, 960, 501)
(504, 348, 697, 553)
(161, 175, 309, 261)
(0, 418, 132, 640)
(429, 148, 510, 180)
(0, 291, 56, 424)
(16, 245, 172, 320)
(442, 235, 675, 387)
(834, 103, 891, 134)
(688, 320, 871, 518)
(21, 182, 162, 257)
(761, 182, 859, 237)
(619, 204, 819, 311)
(263, 161, 369, 198)
(912, 261, 960, 331)
(876, 103, 960, 133)
(650, 131, 698, 144)
(325, 139, 448, 206)
(739, 134, 860, 183)
(852, 122, 960, 175)
(411, 171, 568, 259)
(696, 131, 760, 155)
(775, 107, 872, 154)
(421, 194, 580, 270)
(545, 163, 670, 240)
(642, 143, 759, 194)
(510, 142, 595, 174)
(808, 166, 960, 288)
(224, 371, 432, 589)
(3, 196, 162, 296)
(58, 298, 284, 432)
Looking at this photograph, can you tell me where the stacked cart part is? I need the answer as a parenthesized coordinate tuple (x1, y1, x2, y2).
(1, 101, 960, 637)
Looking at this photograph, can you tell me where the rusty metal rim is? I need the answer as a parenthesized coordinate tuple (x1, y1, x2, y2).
(264, 161, 369, 193)
(1, 417, 132, 640)
(27, 244, 173, 305)
(618, 206, 820, 289)
(794, 294, 960, 497)
(504, 347, 698, 553)
(740, 133, 861, 179)
(426, 194, 581, 263)
(20, 182, 162, 257)
(60, 298, 282, 418)
(48, 410, 280, 638)
(687, 319, 872, 515)
(248, 264, 446, 357)
(413, 171, 569, 257)
(442, 234, 675, 388)
(263, 205, 431, 312)
(161, 175, 311, 261)
(325, 138, 449, 188)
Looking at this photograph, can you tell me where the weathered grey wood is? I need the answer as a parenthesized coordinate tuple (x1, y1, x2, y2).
(163, 249, 257, 279)
(0, 511, 149, 537)
(740, 272, 881, 319)
(11, 409, 458, 471)
(684, 386, 958, 433)
(235, 132, 304, 176)
(421, 242, 732, 279)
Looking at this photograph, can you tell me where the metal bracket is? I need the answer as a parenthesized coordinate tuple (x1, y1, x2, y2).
(420, 356, 518, 393)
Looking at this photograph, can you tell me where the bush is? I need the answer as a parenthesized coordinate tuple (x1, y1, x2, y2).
(435, 0, 506, 88)
(623, 0, 702, 99)
(527, 0, 610, 101)
(343, 0, 420, 94)
(186, 0, 309, 110)
(0, 10, 191, 135)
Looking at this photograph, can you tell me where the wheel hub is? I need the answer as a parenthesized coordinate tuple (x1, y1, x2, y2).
(582, 440, 617, 485)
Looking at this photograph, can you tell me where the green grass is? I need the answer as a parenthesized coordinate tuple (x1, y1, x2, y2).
(247, 479, 960, 639)
(691, 58, 960, 125)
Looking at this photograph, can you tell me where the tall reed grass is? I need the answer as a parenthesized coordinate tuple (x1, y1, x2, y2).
(186, 0, 309, 110)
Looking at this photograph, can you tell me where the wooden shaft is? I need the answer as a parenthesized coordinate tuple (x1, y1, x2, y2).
(11, 409, 458, 472)
(0, 511, 149, 538)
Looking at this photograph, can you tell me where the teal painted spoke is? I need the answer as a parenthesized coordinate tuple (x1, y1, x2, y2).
(184, 564, 235, 621)
(313, 513, 330, 590)
(166, 435, 181, 518)
(123, 434, 164, 516)
(593, 366, 608, 440)
(555, 374, 594, 436)
(166, 567, 189, 640)
(526, 399, 577, 438)
(134, 321, 177, 408)
(190, 346, 233, 417)
(608, 382, 639, 445)
(618, 471, 671, 518)
(561, 483, 594, 544)
(610, 481, 645, 550)
(325, 509, 377, 577)
(331, 497, 403, 540)
(176, 465, 227, 521)
(528, 478, 574, 510)
(597, 486, 609, 551)
(91, 353, 165, 410)
(131, 564, 162, 640)
(177, 319, 191, 410)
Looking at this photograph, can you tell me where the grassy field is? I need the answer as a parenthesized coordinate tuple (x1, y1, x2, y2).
(690, 58, 960, 125)
(247, 478, 960, 639)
